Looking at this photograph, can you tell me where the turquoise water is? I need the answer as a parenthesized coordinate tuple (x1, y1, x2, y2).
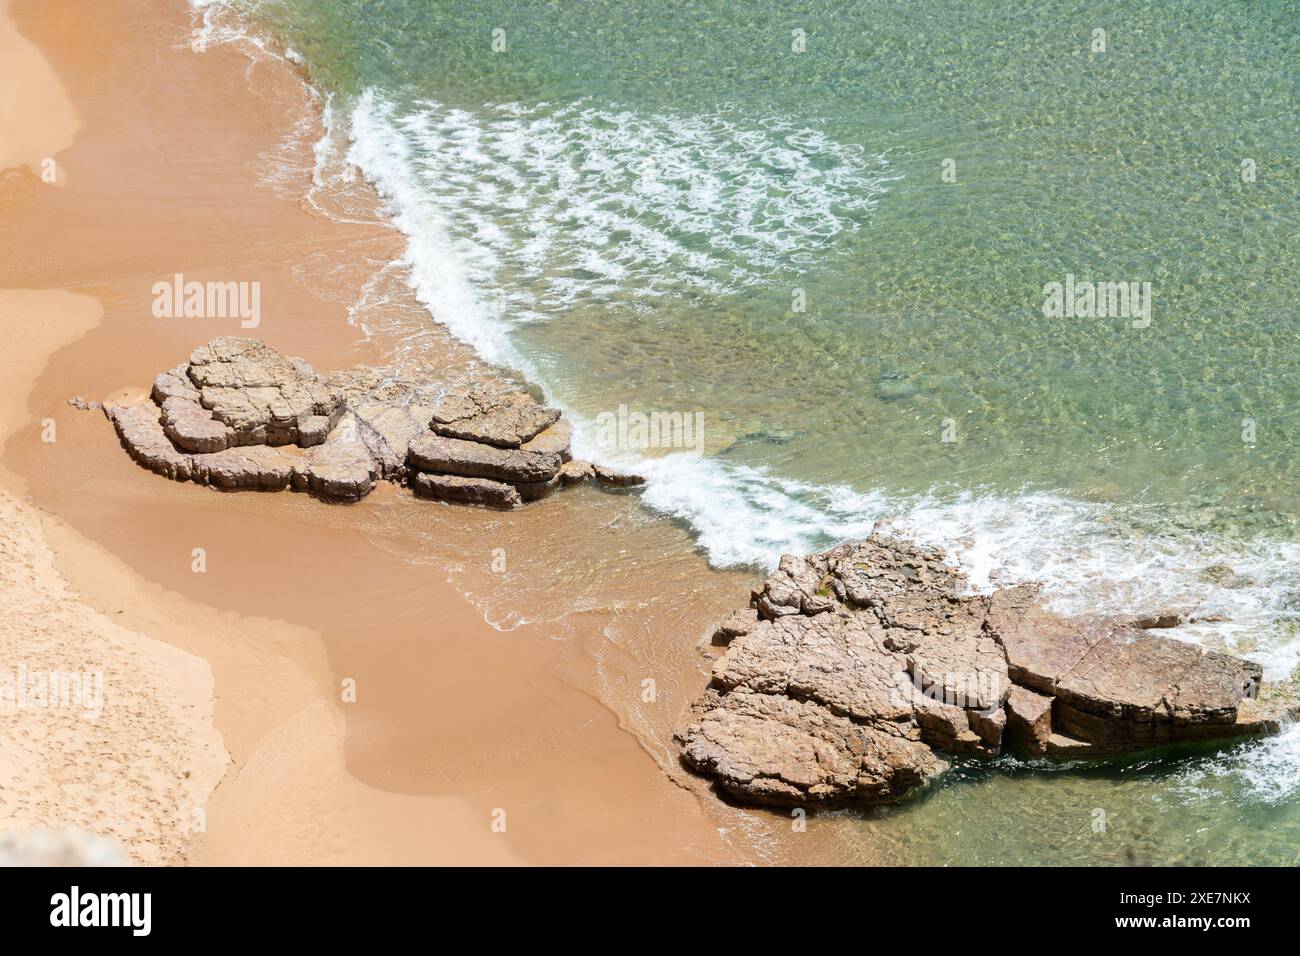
(197, 0, 1300, 864)
(228, 0, 1300, 547)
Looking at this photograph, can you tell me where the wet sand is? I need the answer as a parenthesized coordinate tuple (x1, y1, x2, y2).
(0, 0, 796, 865)
(0, 0, 77, 181)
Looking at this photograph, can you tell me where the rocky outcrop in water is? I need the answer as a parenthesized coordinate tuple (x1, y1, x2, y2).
(674, 534, 1289, 810)
(104, 338, 640, 506)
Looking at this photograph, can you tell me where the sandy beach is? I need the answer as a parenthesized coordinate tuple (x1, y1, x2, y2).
(5, 0, 1296, 876)
(0, 0, 773, 865)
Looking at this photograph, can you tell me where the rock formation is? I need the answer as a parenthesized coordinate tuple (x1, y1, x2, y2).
(103, 338, 642, 507)
(674, 534, 1291, 810)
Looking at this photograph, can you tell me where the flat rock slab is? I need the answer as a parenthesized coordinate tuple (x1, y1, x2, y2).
(985, 586, 1110, 695)
(296, 440, 376, 500)
(160, 396, 229, 454)
(408, 433, 560, 483)
(109, 399, 375, 499)
(432, 401, 561, 449)
(520, 419, 574, 460)
(676, 533, 1289, 810)
(427, 384, 562, 448)
(108, 402, 194, 482)
(412, 473, 522, 509)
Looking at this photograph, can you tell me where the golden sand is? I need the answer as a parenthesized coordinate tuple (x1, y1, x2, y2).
(0, 0, 774, 865)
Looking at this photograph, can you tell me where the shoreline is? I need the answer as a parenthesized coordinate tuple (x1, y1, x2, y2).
(4, 0, 1296, 869)
(1, 0, 777, 865)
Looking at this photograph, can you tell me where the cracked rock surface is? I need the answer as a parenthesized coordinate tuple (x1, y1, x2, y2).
(105, 337, 641, 506)
(675, 534, 1290, 809)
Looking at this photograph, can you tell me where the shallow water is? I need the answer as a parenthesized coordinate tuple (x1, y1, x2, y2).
(195, 0, 1300, 864)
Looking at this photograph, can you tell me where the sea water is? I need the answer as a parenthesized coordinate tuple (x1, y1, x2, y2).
(195, 0, 1300, 865)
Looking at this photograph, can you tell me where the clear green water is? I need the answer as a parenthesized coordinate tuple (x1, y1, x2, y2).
(236, 0, 1300, 532)
(202, 0, 1300, 864)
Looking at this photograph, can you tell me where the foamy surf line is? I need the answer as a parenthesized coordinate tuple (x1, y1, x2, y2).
(186, 1, 1300, 688)
(334, 84, 895, 358)
(627, 448, 1300, 679)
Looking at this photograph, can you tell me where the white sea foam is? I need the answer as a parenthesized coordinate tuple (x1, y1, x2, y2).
(344, 89, 896, 326)
(187, 0, 1299, 812)
(184, 9, 1300, 685)
(346, 92, 533, 372)
(187, 0, 275, 58)
(617, 443, 1300, 678)
(1169, 722, 1300, 806)
(334, 87, 1300, 681)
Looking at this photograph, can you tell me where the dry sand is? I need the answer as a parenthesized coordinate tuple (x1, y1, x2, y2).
(0, 288, 227, 865)
(0, 0, 768, 865)
(1, 7, 223, 863)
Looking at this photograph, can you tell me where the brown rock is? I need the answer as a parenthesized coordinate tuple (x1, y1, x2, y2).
(520, 419, 573, 461)
(711, 607, 759, 646)
(342, 382, 439, 478)
(151, 365, 201, 404)
(412, 473, 522, 509)
(591, 464, 645, 488)
(407, 433, 560, 483)
(986, 592, 1110, 695)
(189, 444, 295, 492)
(160, 396, 230, 454)
(187, 337, 343, 447)
(967, 705, 1007, 752)
(108, 339, 589, 510)
(676, 532, 1282, 810)
(1005, 685, 1054, 755)
(1045, 732, 1097, 757)
(297, 414, 333, 448)
(429, 384, 561, 448)
(674, 687, 946, 809)
(301, 441, 375, 500)
(106, 402, 193, 482)
(559, 459, 595, 485)
(514, 474, 562, 502)
(753, 552, 836, 619)
(432, 400, 561, 448)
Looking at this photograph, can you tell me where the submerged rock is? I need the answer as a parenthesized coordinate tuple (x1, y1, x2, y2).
(675, 533, 1292, 810)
